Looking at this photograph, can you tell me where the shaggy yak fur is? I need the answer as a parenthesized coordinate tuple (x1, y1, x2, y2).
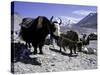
(57, 30, 89, 55)
(81, 35, 90, 46)
(19, 16, 56, 54)
(61, 30, 79, 41)
(57, 36, 78, 55)
(78, 34, 91, 52)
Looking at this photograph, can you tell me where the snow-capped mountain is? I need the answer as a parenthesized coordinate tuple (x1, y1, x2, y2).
(56, 16, 77, 32)
(59, 16, 78, 26)
(75, 13, 97, 29)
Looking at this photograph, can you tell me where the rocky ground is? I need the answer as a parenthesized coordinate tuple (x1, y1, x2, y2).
(12, 40, 97, 74)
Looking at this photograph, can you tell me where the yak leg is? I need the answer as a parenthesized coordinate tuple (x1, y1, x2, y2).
(33, 46, 37, 54)
(73, 46, 77, 54)
(39, 41, 44, 54)
(70, 49, 72, 55)
(28, 42, 31, 48)
(26, 42, 31, 49)
(25, 42, 28, 48)
(60, 46, 62, 52)
(25, 42, 31, 49)
(78, 46, 82, 52)
(62, 46, 66, 51)
(69, 46, 73, 55)
(32, 42, 37, 54)
(39, 45, 43, 54)
(77, 42, 82, 52)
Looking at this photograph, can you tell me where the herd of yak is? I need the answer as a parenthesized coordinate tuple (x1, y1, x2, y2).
(11, 16, 97, 62)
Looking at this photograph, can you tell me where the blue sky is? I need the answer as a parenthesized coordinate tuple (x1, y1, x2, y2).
(12, 1, 97, 23)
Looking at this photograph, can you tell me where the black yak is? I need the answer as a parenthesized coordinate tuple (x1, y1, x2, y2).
(80, 34, 91, 45)
(89, 33, 97, 40)
(57, 30, 81, 55)
(77, 34, 91, 52)
(57, 36, 77, 55)
(19, 16, 57, 54)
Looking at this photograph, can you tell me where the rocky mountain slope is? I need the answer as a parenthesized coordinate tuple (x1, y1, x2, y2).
(75, 13, 97, 29)
(12, 41, 97, 74)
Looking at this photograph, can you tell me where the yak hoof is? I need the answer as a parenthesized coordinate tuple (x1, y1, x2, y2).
(60, 49, 62, 52)
(78, 50, 82, 52)
(33, 51, 37, 55)
(39, 53, 43, 54)
(69, 53, 72, 56)
(39, 52, 43, 55)
(33, 53, 37, 55)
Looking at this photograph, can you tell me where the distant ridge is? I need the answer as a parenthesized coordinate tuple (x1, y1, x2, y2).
(75, 13, 97, 29)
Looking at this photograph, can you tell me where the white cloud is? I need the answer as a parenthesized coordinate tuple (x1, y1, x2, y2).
(73, 10, 96, 16)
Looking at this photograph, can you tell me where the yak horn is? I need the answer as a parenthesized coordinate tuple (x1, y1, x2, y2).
(50, 16, 54, 23)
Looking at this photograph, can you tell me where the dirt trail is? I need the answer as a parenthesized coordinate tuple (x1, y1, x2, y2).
(13, 44, 97, 74)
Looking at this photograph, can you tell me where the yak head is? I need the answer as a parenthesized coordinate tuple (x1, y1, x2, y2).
(50, 16, 62, 37)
